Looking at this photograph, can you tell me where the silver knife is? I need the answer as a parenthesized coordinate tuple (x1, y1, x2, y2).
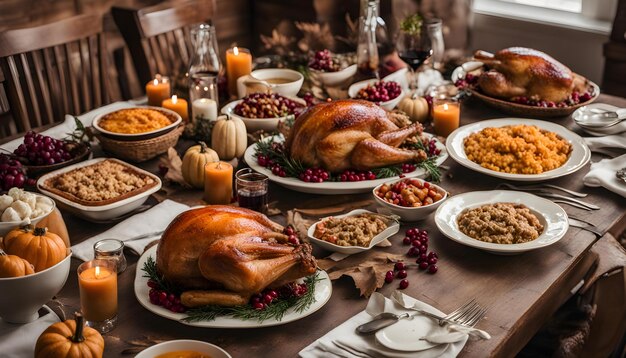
(568, 218, 602, 237)
(537, 193, 599, 210)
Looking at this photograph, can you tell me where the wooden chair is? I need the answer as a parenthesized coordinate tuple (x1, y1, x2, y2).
(111, 0, 216, 89)
(602, 0, 626, 97)
(0, 14, 110, 141)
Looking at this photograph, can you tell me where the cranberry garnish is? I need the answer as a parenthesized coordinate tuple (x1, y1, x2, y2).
(398, 279, 409, 289)
(394, 262, 406, 271)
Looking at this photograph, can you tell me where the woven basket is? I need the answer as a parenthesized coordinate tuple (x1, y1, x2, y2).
(97, 125, 184, 162)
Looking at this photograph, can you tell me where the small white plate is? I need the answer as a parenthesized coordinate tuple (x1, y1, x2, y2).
(135, 339, 231, 358)
(134, 245, 332, 328)
(446, 118, 591, 182)
(307, 209, 399, 255)
(375, 314, 447, 352)
(435, 190, 569, 255)
(243, 135, 448, 195)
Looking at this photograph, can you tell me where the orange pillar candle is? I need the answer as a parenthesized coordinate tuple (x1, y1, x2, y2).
(204, 161, 233, 204)
(432, 101, 461, 137)
(78, 260, 117, 323)
(145, 75, 171, 106)
(162, 95, 189, 122)
(226, 47, 252, 97)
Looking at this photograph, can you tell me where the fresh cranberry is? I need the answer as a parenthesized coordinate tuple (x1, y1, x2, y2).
(253, 302, 265, 310)
(394, 262, 406, 271)
(398, 279, 409, 289)
(428, 257, 438, 265)
(407, 247, 420, 257)
(396, 270, 408, 279)
(416, 253, 428, 263)
(402, 237, 411, 245)
(418, 261, 429, 270)
(428, 264, 438, 274)
(385, 270, 395, 283)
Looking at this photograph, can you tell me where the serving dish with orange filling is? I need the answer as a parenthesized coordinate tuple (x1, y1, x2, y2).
(93, 107, 182, 140)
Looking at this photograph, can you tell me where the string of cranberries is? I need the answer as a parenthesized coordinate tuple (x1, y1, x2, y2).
(147, 280, 186, 313)
(385, 227, 439, 290)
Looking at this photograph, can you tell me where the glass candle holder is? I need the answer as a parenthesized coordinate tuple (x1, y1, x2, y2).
(428, 82, 461, 137)
(190, 74, 219, 132)
(93, 239, 127, 274)
(236, 168, 269, 214)
(77, 259, 118, 333)
(146, 74, 171, 106)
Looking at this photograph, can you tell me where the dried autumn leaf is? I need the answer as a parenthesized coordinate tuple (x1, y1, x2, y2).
(159, 147, 190, 188)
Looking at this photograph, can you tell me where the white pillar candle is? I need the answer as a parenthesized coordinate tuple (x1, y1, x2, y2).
(192, 98, 218, 122)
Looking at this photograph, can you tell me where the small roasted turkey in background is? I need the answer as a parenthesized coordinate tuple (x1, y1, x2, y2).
(474, 47, 587, 103)
(157, 206, 316, 307)
(287, 99, 426, 172)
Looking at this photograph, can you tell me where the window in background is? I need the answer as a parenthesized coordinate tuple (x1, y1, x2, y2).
(499, 0, 582, 13)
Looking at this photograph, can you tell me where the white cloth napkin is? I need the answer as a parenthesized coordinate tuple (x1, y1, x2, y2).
(583, 154, 626, 198)
(299, 292, 468, 358)
(575, 103, 626, 137)
(0, 306, 60, 358)
(71, 199, 190, 261)
(584, 134, 626, 152)
(1, 101, 136, 152)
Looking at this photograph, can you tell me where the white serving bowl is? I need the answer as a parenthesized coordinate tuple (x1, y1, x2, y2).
(36, 158, 161, 222)
(348, 79, 405, 111)
(307, 209, 400, 255)
(135, 339, 232, 358)
(0, 193, 56, 237)
(309, 64, 357, 87)
(372, 178, 448, 222)
(246, 68, 304, 97)
(221, 97, 306, 133)
(0, 251, 71, 323)
(92, 106, 182, 141)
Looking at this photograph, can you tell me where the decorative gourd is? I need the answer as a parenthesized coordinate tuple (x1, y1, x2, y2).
(0, 248, 34, 278)
(3, 225, 67, 272)
(35, 312, 105, 358)
(181, 141, 220, 188)
(37, 207, 70, 247)
(397, 95, 429, 123)
(211, 115, 247, 160)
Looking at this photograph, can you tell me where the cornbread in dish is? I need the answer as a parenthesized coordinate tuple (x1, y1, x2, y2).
(99, 108, 173, 134)
(463, 124, 571, 174)
(312, 213, 389, 247)
(457, 203, 544, 244)
(40, 159, 158, 206)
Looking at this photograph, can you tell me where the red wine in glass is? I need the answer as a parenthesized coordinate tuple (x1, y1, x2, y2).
(237, 188, 268, 213)
(399, 49, 434, 71)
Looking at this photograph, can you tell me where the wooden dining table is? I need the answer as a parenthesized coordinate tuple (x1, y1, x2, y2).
(54, 93, 626, 358)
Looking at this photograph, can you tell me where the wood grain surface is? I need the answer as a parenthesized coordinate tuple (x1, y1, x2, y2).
(55, 93, 626, 357)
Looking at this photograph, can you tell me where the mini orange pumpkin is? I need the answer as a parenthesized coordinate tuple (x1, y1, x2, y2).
(0, 248, 34, 278)
(3, 225, 67, 272)
(35, 312, 105, 358)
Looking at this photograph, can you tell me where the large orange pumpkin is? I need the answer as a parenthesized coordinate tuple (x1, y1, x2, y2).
(0, 249, 34, 278)
(3, 226, 67, 272)
(35, 312, 105, 358)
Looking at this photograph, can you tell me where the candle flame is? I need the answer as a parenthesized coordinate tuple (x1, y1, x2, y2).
(95, 266, 100, 277)
(153, 79, 158, 86)
(443, 103, 449, 111)
(233, 46, 239, 56)
(171, 95, 178, 104)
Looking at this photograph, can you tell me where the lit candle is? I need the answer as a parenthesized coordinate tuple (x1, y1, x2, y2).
(226, 47, 252, 97)
(162, 95, 189, 122)
(432, 102, 461, 137)
(145, 75, 170, 107)
(78, 261, 117, 323)
(204, 161, 233, 204)
(192, 98, 218, 122)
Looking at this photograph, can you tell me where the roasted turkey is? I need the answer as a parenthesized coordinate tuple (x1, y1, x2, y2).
(156, 206, 317, 307)
(474, 47, 587, 103)
(287, 99, 426, 172)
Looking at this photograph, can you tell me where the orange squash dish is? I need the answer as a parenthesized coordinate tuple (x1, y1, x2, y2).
(99, 108, 173, 134)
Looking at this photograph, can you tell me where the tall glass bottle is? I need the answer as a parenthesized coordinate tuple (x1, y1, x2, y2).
(356, 1, 380, 79)
(188, 23, 221, 103)
(426, 18, 445, 71)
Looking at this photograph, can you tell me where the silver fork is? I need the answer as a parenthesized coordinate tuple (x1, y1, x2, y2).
(496, 183, 588, 198)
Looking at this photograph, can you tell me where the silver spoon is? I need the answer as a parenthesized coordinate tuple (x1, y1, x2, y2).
(575, 107, 626, 128)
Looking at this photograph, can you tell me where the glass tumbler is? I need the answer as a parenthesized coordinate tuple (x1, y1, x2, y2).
(93, 239, 127, 274)
(236, 168, 269, 214)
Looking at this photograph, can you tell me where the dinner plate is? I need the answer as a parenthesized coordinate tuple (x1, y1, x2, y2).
(451, 62, 599, 119)
(446, 118, 591, 182)
(375, 314, 447, 352)
(307, 209, 400, 255)
(435, 190, 569, 255)
(134, 245, 332, 328)
(243, 135, 448, 194)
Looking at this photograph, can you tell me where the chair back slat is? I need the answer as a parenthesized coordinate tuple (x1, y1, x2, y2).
(0, 14, 110, 141)
(112, 0, 216, 87)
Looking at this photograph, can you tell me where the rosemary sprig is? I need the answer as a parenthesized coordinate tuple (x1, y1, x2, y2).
(65, 116, 88, 143)
(255, 137, 306, 177)
(417, 157, 442, 183)
(183, 273, 322, 323)
(372, 166, 402, 179)
(142, 256, 180, 294)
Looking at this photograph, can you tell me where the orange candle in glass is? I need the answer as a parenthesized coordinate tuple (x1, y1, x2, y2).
(145, 75, 170, 106)
(432, 101, 461, 137)
(204, 161, 233, 204)
(162, 95, 189, 122)
(78, 260, 117, 326)
(226, 47, 252, 97)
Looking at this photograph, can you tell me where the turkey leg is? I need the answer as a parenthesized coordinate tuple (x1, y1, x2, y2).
(376, 123, 422, 147)
(351, 138, 425, 170)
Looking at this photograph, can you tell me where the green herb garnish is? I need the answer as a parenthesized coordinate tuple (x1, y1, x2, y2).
(400, 14, 423, 35)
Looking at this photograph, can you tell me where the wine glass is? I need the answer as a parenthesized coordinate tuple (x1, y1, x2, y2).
(395, 22, 433, 94)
